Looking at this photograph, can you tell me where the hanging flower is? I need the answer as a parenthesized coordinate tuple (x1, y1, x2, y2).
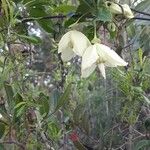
(105, 1, 134, 19)
(81, 43, 128, 79)
(58, 30, 91, 62)
(121, 4, 134, 19)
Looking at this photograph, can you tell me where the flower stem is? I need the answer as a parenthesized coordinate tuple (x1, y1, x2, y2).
(93, 20, 97, 39)
(92, 20, 101, 44)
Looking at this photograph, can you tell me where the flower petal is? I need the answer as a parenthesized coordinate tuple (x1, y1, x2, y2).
(96, 44, 128, 67)
(122, 4, 134, 18)
(70, 30, 91, 56)
(81, 63, 97, 78)
(58, 30, 91, 62)
(98, 63, 106, 79)
(105, 2, 122, 14)
(105, 2, 134, 19)
(61, 48, 75, 62)
(58, 31, 71, 54)
(81, 45, 99, 70)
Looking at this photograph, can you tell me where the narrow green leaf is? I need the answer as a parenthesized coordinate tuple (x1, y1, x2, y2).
(0, 122, 5, 139)
(14, 101, 26, 109)
(96, 6, 112, 22)
(1, 0, 9, 21)
(16, 105, 26, 117)
(38, 20, 54, 33)
(0, 144, 4, 150)
(73, 104, 85, 124)
(138, 48, 143, 66)
(4, 81, 14, 111)
(18, 35, 41, 44)
(54, 84, 72, 112)
(80, 113, 90, 134)
(135, 0, 150, 11)
(38, 93, 50, 116)
(135, 140, 150, 150)
(54, 5, 76, 14)
(13, 93, 24, 123)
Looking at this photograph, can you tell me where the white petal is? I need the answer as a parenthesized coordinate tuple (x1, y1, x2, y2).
(105, 2, 122, 14)
(58, 31, 71, 53)
(81, 63, 97, 78)
(58, 30, 91, 62)
(98, 63, 106, 79)
(81, 45, 99, 70)
(96, 44, 128, 67)
(105, 2, 134, 19)
(122, 4, 134, 18)
(61, 48, 75, 62)
(70, 30, 91, 56)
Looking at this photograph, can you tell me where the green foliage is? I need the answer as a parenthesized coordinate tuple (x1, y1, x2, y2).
(54, 83, 72, 113)
(0, 0, 149, 149)
(54, 4, 77, 14)
(96, 6, 112, 22)
(134, 140, 150, 150)
(0, 122, 5, 139)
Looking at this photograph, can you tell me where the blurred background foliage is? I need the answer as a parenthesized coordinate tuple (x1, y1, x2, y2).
(0, 0, 150, 149)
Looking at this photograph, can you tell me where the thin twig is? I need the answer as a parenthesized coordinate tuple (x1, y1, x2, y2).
(103, 124, 120, 137)
(131, 8, 150, 16)
(132, 17, 150, 21)
(21, 15, 150, 23)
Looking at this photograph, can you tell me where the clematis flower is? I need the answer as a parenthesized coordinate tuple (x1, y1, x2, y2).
(81, 43, 128, 79)
(58, 30, 91, 62)
(105, 1, 134, 19)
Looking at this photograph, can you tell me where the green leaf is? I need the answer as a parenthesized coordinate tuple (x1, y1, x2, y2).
(54, 5, 76, 14)
(135, 0, 150, 11)
(0, 144, 4, 150)
(96, 6, 112, 22)
(16, 105, 26, 117)
(48, 122, 61, 140)
(27, 4, 54, 32)
(14, 101, 26, 109)
(142, 95, 150, 104)
(134, 140, 150, 150)
(1, 0, 9, 21)
(51, 89, 61, 108)
(4, 81, 14, 111)
(80, 113, 90, 134)
(13, 93, 24, 123)
(73, 104, 85, 124)
(54, 83, 72, 112)
(38, 93, 50, 116)
(138, 48, 143, 66)
(38, 20, 54, 33)
(18, 35, 41, 44)
(0, 122, 5, 139)
(64, 17, 77, 28)
(144, 117, 150, 131)
(28, 5, 46, 17)
(76, 0, 94, 14)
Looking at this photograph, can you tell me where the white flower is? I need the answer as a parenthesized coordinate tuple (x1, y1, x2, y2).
(105, 1, 134, 19)
(122, 4, 134, 19)
(81, 43, 128, 79)
(58, 30, 91, 62)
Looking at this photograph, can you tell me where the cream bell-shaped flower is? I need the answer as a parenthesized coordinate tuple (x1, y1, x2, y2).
(81, 43, 128, 79)
(58, 30, 91, 62)
(105, 1, 134, 19)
